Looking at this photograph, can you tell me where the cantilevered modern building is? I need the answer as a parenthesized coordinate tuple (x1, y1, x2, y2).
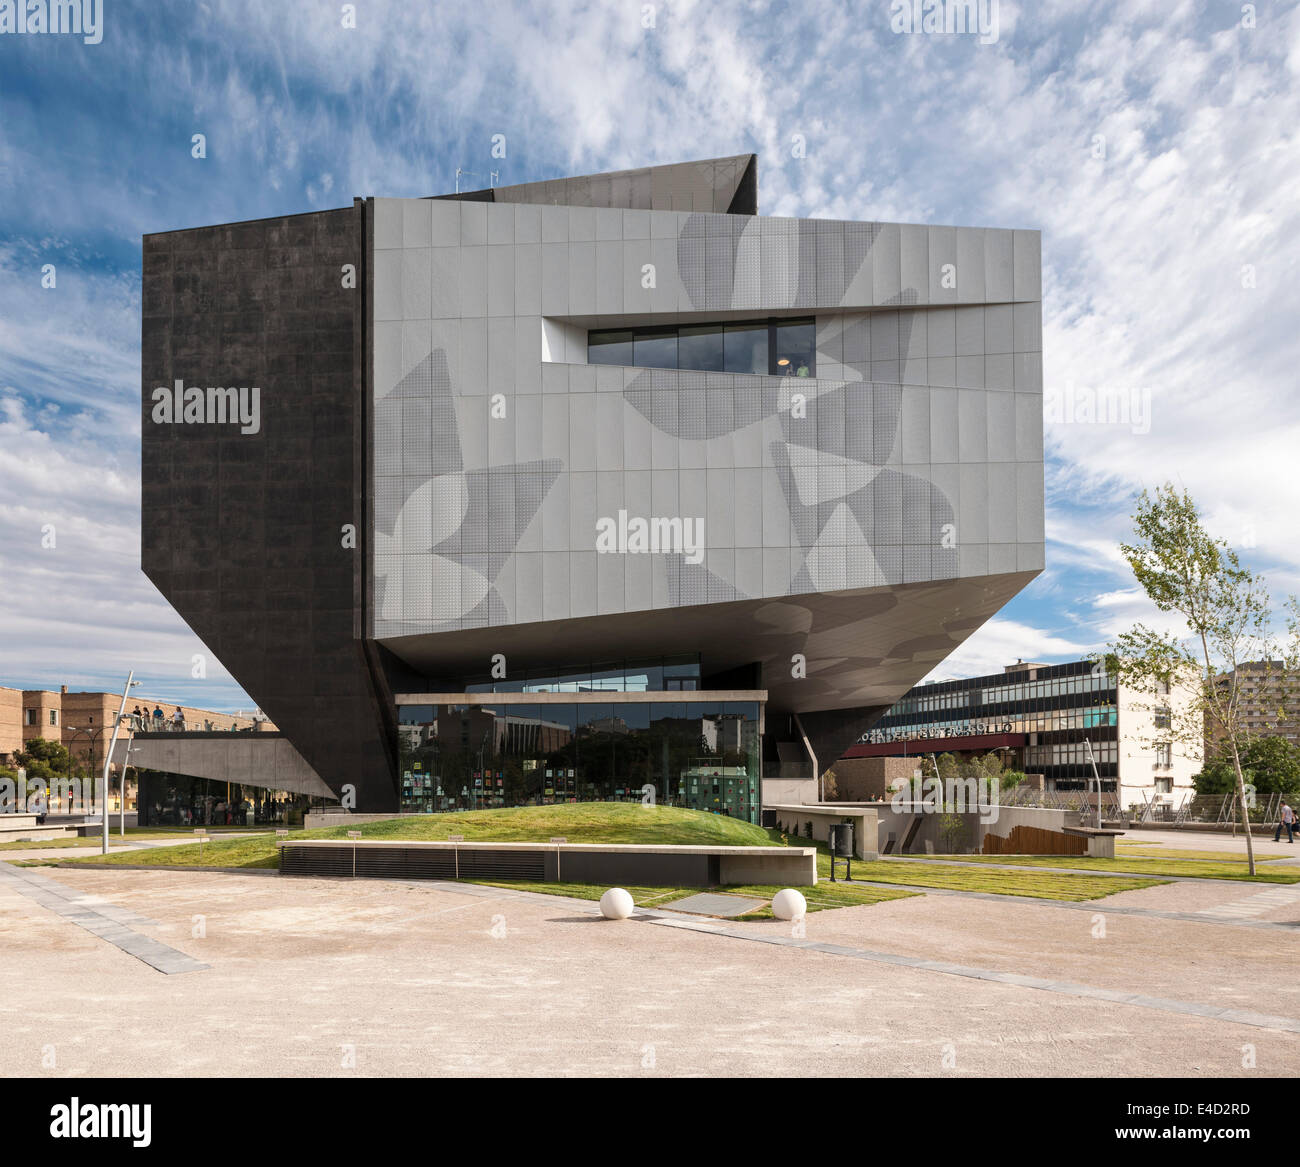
(140, 154, 1044, 819)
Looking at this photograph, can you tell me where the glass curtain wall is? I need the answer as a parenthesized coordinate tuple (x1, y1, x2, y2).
(397, 700, 761, 822)
(136, 770, 329, 827)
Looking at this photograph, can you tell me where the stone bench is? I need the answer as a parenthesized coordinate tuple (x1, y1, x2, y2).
(0, 814, 72, 843)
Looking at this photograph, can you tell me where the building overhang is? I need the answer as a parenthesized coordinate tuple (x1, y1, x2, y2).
(378, 570, 1038, 718)
(111, 734, 334, 800)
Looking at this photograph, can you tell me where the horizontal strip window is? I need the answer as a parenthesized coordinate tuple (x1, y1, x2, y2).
(588, 318, 815, 377)
(396, 691, 766, 711)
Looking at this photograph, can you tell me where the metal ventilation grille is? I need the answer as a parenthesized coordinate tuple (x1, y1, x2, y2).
(279, 844, 544, 882)
(457, 848, 545, 880)
(280, 846, 355, 876)
(354, 847, 453, 880)
(401, 848, 459, 879)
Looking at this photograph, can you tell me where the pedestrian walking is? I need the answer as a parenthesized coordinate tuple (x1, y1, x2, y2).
(1275, 801, 1296, 844)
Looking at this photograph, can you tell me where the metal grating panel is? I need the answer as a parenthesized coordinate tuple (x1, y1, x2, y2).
(456, 848, 546, 880)
(279, 843, 544, 882)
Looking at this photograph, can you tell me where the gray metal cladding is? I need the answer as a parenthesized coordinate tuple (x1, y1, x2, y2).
(370, 187, 1043, 641)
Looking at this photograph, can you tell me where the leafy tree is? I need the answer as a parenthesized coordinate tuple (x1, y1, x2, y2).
(1196, 736, 1300, 799)
(15, 737, 79, 777)
(1109, 485, 1299, 875)
(1193, 756, 1235, 797)
(926, 751, 1021, 801)
(939, 812, 969, 853)
(998, 768, 1030, 791)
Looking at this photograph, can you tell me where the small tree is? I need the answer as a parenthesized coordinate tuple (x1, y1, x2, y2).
(1109, 485, 1299, 875)
(939, 812, 969, 853)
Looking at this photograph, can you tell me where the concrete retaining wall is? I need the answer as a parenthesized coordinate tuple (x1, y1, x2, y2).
(766, 803, 879, 860)
(868, 802, 1120, 855)
(279, 839, 818, 887)
(0, 813, 71, 842)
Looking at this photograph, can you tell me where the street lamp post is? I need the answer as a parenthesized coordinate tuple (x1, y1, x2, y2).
(1084, 738, 1103, 830)
(121, 735, 138, 838)
(101, 673, 140, 856)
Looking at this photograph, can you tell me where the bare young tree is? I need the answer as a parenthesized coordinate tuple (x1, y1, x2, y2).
(1108, 484, 1298, 875)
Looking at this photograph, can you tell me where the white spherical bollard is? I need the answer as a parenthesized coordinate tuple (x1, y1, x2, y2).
(771, 889, 807, 921)
(599, 887, 635, 919)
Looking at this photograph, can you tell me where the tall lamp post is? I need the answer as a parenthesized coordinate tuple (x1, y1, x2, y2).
(1084, 739, 1103, 830)
(102, 673, 139, 856)
(120, 736, 138, 838)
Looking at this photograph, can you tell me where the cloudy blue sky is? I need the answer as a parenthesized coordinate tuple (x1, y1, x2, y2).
(1, 0, 1297, 712)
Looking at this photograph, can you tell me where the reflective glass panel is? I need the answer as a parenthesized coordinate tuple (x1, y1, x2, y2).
(772, 319, 815, 377)
(724, 323, 768, 374)
(677, 324, 726, 371)
(633, 329, 678, 369)
(587, 330, 633, 366)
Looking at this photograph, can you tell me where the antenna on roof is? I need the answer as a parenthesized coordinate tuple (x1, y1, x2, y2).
(454, 168, 500, 194)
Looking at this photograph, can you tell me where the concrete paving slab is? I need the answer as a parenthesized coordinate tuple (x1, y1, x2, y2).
(5, 864, 1300, 1076)
(665, 892, 769, 917)
(0, 862, 208, 975)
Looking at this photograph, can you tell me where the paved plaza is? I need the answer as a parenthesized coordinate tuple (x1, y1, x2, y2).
(2, 829, 1298, 1078)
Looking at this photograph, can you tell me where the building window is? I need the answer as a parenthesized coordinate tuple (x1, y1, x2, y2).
(588, 318, 815, 377)
(24, 708, 35, 726)
(1155, 777, 1172, 793)
(1155, 744, 1172, 767)
(1154, 707, 1171, 729)
(50, 709, 59, 727)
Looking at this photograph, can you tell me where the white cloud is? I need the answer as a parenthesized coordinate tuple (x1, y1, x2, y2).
(1, 0, 1297, 702)
(919, 618, 1097, 683)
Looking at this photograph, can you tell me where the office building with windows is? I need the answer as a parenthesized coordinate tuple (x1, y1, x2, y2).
(843, 657, 1201, 809)
(1209, 661, 1300, 751)
(140, 154, 1044, 820)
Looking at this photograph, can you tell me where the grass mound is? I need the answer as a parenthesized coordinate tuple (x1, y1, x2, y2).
(57, 802, 774, 870)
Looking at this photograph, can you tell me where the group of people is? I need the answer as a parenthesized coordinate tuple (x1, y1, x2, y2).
(150, 795, 297, 827)
(130, 705, 187, 732)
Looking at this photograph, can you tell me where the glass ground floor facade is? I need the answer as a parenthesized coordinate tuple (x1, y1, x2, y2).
(395, 697, 763, 823)
(136, 770, 334, 827)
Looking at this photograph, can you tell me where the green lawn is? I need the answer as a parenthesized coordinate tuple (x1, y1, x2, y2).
(45, 804, 917, 916)
(766, 836, 1162, 902)
(477, 876, 916, 917)
(44, 806, 1169, 905)
(54, 803, 776, 871)
(848, 858, 1163, 901)
(1115, 844, 1287, 863)
(0, 832, 196, 852)
(899, 853, 1300, 883)
(125, 825, 276, 834)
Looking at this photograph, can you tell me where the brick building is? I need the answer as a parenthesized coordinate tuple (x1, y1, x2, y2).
(0, 683, 272, 810)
